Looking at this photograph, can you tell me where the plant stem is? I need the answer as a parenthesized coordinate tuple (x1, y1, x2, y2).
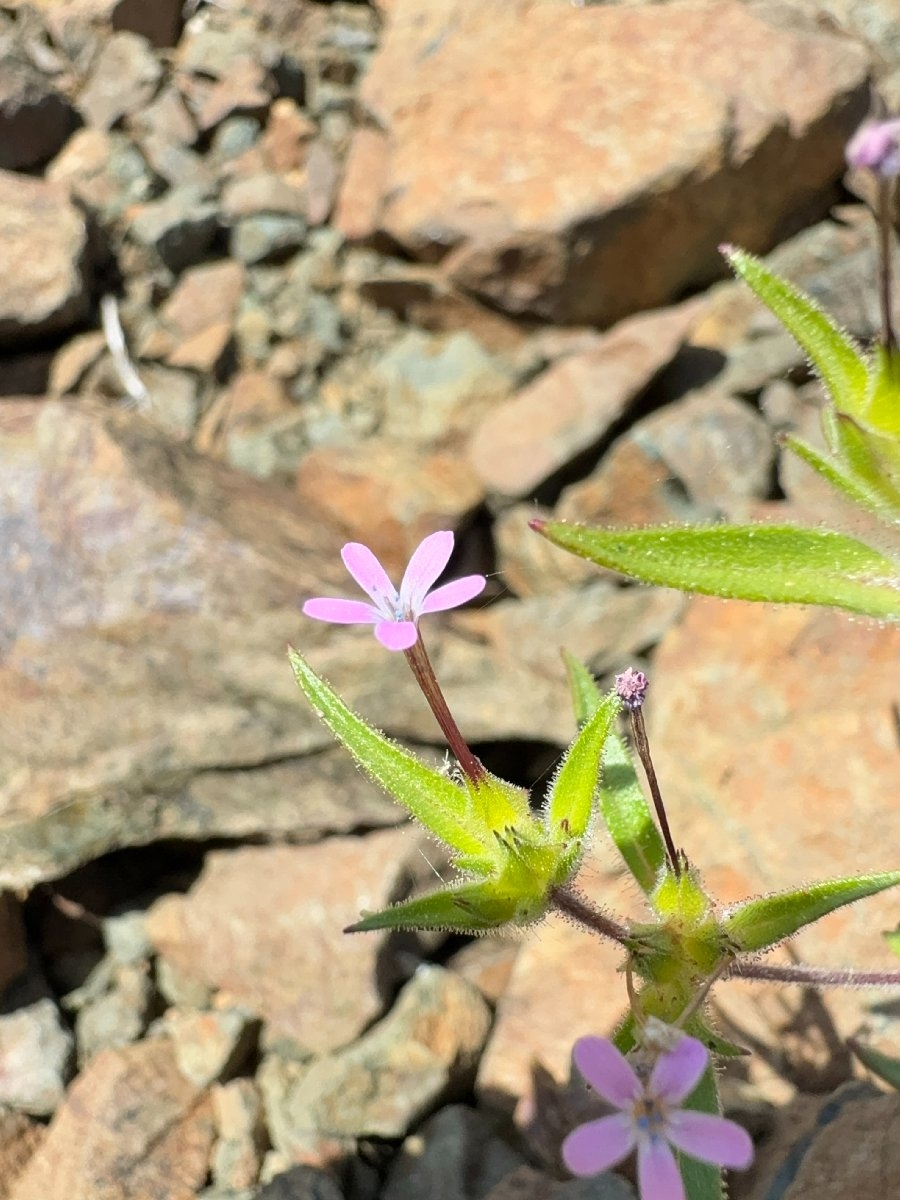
(630, 708, 681, 878)
(878, 175, 898, 353)
(549, 885, 631, 945)
(728, 960, 900, 988)
(404, 635, 486, 784)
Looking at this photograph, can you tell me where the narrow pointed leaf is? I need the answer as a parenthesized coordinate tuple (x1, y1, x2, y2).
(781, 432, 897, 520)
(832, 413, 900, 509)
(599, 733, 666, 894)
(863, 344, 900, 435)
(848, 1038, 900, 1092)
(722, 871, 900, 952)
(537, 521, 900, 620)
(546, 691, 619, 843)
(723, 246, 867, 412)
(562, 648, 604, 727)
(676, 1066, 727, 1200)
(347, 878, 530, 933)
(290, 649, 493, 862)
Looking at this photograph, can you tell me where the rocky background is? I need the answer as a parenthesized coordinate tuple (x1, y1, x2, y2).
(1, 0, 900, 1197)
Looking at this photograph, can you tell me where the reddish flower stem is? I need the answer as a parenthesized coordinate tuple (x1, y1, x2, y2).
(630, 707, 681, 878)
(878, 175, 898, 353)
(404, 635, 486, 784)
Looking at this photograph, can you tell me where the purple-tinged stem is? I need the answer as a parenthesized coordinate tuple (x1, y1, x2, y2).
(728, 960, 900, 989)
(404, 635, 485, 784)
(877, 175, 898, 353)
(630, 707, 681, 878)
(549, 885, 631, 945)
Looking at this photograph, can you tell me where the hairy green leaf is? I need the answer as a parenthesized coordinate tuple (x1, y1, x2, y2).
(600, 733, 666, 894)
(722, 871, 900, 952)
(562, 649, 605, 727)
(678, 1066, 727, 1200)
(537, 521, 900, 620)
(848, 1038, 900, 1092)
(723, 246, 867, 412)
(546, 690, 619, 844)
(290, 649, 494, 864)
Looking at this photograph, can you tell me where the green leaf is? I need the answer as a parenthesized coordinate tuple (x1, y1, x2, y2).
(537, 521, 900, 620)
(781, 431, 899, 520)
(546, 690, 619, 845)
(884, 927, 900, 957)
(848, 1038, 900, 1092)
(562, 649, 605, 727)
(599, 733, 666, 894)
(832, 412, 900, 509)
(347, 877, 527, 933)
(290, 649, 494, 865)
(678, 1065, 727, 1200)
(722, 871, 900, 952)
(863, 344, 900, 436)
(723, 246, 867, 413)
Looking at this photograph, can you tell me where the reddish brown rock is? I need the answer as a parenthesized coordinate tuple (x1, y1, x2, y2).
(341, 0, 868, 325)
(295, 439, 484, 577)
(8, 1039, 214, 1200)
(0, 173, 90, 347)
(145, 830, 420, 1052)
(650, 598, 900, 1064)
(468, 302, 698, 499)
(0, 1111, 43, 1200)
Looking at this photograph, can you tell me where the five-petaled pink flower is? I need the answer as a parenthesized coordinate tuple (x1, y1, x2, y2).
(302, 531, 486, 651)
(562, 1034, 753, 1200)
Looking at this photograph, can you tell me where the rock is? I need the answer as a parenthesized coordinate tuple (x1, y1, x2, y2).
(74, 962, 154, 1064)
(0, 57, 76, 171)
(454, 581, 685, 682)
(195, 56, 275, 134)
(649, 599, 900, 1066)
(305, 141, 339, 226)
(468, 302, 698, 499)
(629, 388, 776, 517)
(374, 329, 515, 449)
(111, 0, 184, 48)
(128, 86, 201, 185)
(381, 1104, 525, 1200)
(47, 128, 159, 222)
(103, 910, 152, 965)
(195, 369, 304, 478)
(211, 1078, 266, 1193)
(0, 894, 27, 995)
(127, 182, 219, 272)
(48, 331, 107, 396)
(340, 0, 868, 325)
(479, 1166, 635, 1200)
(168, 1006, 259, 1089)
(0, 994, 74, 1116)
(139, 364, 201, 439)
(259, 965, 491, 1144)
(254, 1165, 345, 1200)
(445, 938, 520, 1008)
(145, 831, 420, 1052)
(294, 439, 485, 577)
(7, 1039, 215, 1200)
(0, 1110, 44, 1200)
(158, 260, 245, 347)
(259, 99, 316, 174)
(77, 32, 163, 130)
(0, 400, 406, 888)
(231, 214, 309, 266)
(0, 172, 91, 347)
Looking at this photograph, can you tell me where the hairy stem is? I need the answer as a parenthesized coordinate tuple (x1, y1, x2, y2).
(404, 635, 485, 784)
(728, 960, 900, 988)
(550, 885, 631, 945)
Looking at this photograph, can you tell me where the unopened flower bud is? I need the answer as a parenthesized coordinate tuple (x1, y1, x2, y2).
(846, 117, 900, 178)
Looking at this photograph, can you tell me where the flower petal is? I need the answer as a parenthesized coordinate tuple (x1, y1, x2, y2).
(375, 619, 418, 651)
(650, 1035, 708, 1104)
(637, 1138, 684, 1200)
(341, 543, 398, 614)
(418, 574, 486, 614)
(572, 1037, 642, 1108)
(666, 1111, 754, 1170)
(302, 598, 379, 625)
(562, 1114, 635, 1177)
(399, 531, 454, 612)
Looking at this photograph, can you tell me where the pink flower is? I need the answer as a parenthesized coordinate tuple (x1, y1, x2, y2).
(846, 118, 900, 177)
(562, 1035, 753, 1200)
(302, 531, 486, 651)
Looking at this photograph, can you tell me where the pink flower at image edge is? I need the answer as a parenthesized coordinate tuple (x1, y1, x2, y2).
(302, 531, 486, 651)
(562, 1035, 753, 1200)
